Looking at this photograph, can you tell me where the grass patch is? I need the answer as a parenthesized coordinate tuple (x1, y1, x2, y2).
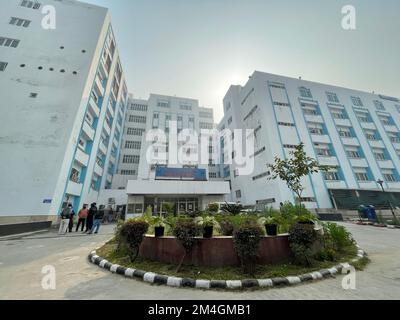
(96, 239, 367, 281)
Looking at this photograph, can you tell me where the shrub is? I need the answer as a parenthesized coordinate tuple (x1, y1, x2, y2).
(118, 219, 149, 262)
(221, 203, 244, 215)
(233, 222, 263, 275)
(162, 202, 175, 216)
(207, 203, 219, 213)
(323, 222, 355, 253)
(172, 218, 201, 272)
(219, 219, 234, 236)
(288, 223, 319, 266)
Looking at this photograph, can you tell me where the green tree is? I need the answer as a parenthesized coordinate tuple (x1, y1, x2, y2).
(268, 143, 331, 208)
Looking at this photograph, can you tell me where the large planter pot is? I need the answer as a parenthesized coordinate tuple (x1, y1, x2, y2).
(265, 224, 278, 236)
(203, 226, 213, 238)
(154, 226, 165, 237)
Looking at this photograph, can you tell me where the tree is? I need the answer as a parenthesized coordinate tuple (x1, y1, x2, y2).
(268, 143, 331, 208)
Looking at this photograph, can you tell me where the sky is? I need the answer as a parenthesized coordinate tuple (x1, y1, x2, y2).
(84, 0, 400, 122)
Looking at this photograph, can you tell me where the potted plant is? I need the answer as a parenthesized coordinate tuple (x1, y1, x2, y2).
(258, 216, 278, 236)
(195, 216, 218, 238)
(153, 216, 166, 237)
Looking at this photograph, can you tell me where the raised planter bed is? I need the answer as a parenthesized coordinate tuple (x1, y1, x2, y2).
(139, 234, 291, 267)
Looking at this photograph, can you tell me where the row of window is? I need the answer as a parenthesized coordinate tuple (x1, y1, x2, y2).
(122, 155, 140, 164)
(0, 37, 20, 48)
(128, 115, 146, 123)
(120, 170, 136, 176)
(129, 103, 148, 111)
(127, 128, 145, 136)
(10, 17, 31, 28)
(20, 0, 41, 9)
(124, 140, 141, 149)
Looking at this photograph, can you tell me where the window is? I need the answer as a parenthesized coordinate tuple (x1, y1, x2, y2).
(388, 132, 400, 143)
(354, 168, 370, 182)
(180, 103, 192, 111)
(129, 103, 147, 111)
(225, 102, 231, 111)
(338, 127, 352, 137)
(301, 102, 319, 115)
(0, 61, 8, 71)
(331, 108, 347, 119)
(351, 96, 363, 107)
(235, 190, 242, 198)
(299, 87, 313, 98)
(177, 115, 183, 130)
(251, 147, 266, 158)
(9, 17, 31, 28)
(188, 116, 195, 130)
(346, 150, 361, 159)
(278, 122, 295, 127)
(127, 128, 145, 136)
(209, 172, 217, 178)
(200, 122, 213, 129)
(379, 115, 392, 126)
(314, 143, 333, 157)
(356, 111, 370, 123)
(120, 170, 136, 176)
(365, 130, 378, 141)
(20, 1, 41, 9)
(326, 92, 339, 103)
(200, 111, 213, 118)
(157, 99, 170, 108)
(308, 123, 325, 135)
(243, 105, 258, 122)
(152, 113, 159, 128)
(324, 171, 340, 181)
(0, 37, 20, 48)
(29, 93, 38, 98)
(374, 100, 385, 111)
(128, 115, 146, 123)
(274, 102, 290, 107)
(252, 171, 270, 181)
(228, 117, 233, 125)
(283, 144, 298, 149)
(374, 149, 386, 161)
(122, 155, 140, 164)
(125, 141, 141, 149)
(382, 170, 397, 182)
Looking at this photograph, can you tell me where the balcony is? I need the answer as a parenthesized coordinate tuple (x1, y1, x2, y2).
(66, 181, 83, 197)
(75, 148, 89, 167)
(107, 103, 115, 118)
(360, 122, 376, 130)
(104, 121, 111, 136)
(349, 158, 368, 168)
(106, 173, 113, 182)
(311, 134, 331, 144)
(369, 140, 385, 149)
(318, 156, 338, 167)
(98, 140, 108, 155)
(82, 121, 95, 141)
(383, 124, 398, 133)
(94, 162, 104, 177)
(88, 97, 100, 117)
(325, 180, 347, 189)
(95, 76, 104, 94)
(304, 114, 324, 123)
(334, 118, 352, 127)
(378, 160, 395, 170)
(341, 137, 360, 146)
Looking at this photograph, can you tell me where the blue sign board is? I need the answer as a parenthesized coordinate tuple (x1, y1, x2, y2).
(155, 167, 207, 181)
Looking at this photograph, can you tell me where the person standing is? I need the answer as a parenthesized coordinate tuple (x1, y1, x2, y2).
(68, 207, 76, 233)
(58, 204, 72, 235)
(85, 203, 96, 233)
(76, 205, 88, 232)
(89, 206, 105, 234)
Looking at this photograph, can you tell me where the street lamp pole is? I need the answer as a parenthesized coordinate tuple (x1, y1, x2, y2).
(377, 179, 397, 219)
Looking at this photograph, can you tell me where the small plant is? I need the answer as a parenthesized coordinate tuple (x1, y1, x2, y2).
(207, 203, 219, 213)
(153, 215, 166, 227)
(233, 222, 263, 275)
(194, 216, 219, 238)
(172, 218, 201, 272)
(288, 223, 319, 266)
(221, 202, 244, 215)
(118, 219, 149, 262)
(162, 202, 175, 216)
(219, 219, 234, 236)
(323, 222, 355, 253)
(376, 212, 386, 225)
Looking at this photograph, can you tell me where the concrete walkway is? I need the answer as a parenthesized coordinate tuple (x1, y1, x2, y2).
(0, 223, 399, 300)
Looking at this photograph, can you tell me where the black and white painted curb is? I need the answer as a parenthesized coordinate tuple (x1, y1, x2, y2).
(88, 245, 366, 290)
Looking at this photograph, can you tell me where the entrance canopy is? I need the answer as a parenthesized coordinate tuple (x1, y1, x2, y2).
(126, 180, 230, 196)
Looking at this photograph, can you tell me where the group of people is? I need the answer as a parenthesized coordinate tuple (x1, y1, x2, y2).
(58, 203, 104, 235)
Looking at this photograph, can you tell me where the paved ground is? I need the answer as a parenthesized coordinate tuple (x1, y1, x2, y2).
(0, 222, 399, 300)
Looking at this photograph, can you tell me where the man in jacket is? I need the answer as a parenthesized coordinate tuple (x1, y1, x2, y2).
(89, 205, 104, 234)
(85, 203, 97, 233)
(58, 204, 72, 235)
(76, 205, 88, 232)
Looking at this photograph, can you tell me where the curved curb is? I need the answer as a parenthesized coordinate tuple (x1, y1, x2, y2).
(88, 245, 366, 291)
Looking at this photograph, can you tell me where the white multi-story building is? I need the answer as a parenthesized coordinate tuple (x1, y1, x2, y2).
(100, 94, 229, 216)
(219, 71, 400, 211)
(0, 0, 128, 223)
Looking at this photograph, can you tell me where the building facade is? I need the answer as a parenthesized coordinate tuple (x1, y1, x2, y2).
(0, 0, 128, 223)
(218, 71, 400, 210)
(99, 94, 229, 216)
